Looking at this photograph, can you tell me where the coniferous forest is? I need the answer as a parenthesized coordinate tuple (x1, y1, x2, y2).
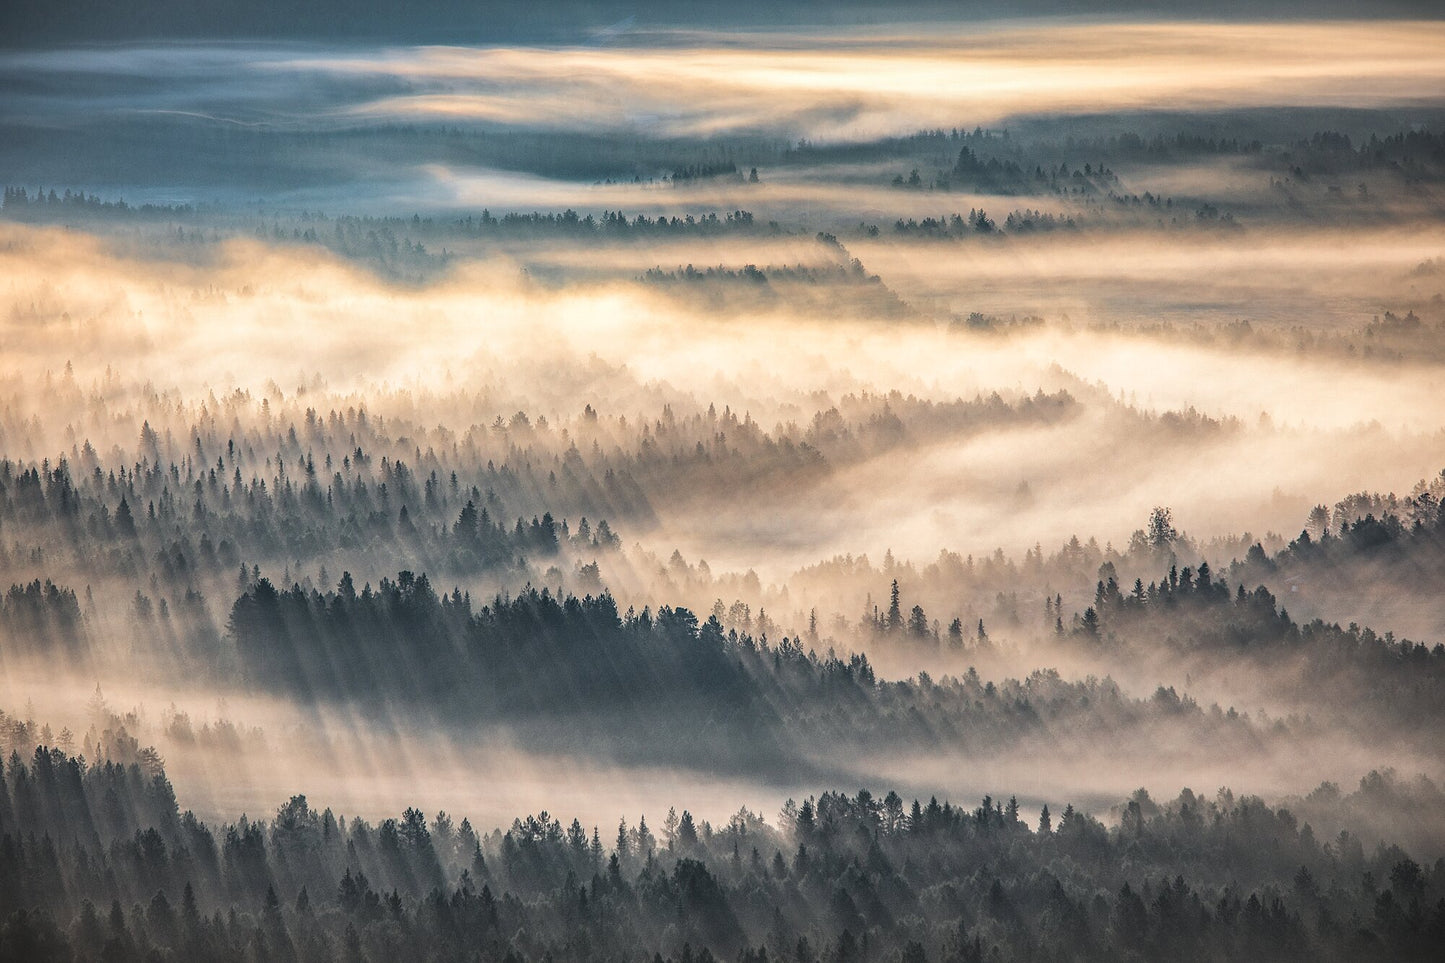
(2, 2, 1445, 960)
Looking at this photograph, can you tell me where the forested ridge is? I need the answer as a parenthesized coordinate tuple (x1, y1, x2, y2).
(0, 735, 1442, 963)
(9, 464, 1445, 775)
(221, 572, 1276, 774)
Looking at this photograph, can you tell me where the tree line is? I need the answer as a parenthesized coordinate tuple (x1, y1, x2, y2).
(0, 737, 1440, 962)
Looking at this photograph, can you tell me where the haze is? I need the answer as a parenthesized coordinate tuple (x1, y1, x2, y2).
(1, 9, 1443, 962)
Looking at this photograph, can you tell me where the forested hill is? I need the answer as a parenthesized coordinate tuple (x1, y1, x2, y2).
(0, 736, 1442, 962)
(1061, 556, 1445, 734)
(10, 540, 1445, 781)
(222, 573, 1265, 776)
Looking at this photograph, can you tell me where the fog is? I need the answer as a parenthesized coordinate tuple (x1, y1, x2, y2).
(287, 22, 1445, 139)
(2, 15, 1445, 961)
(4, 210, 1443, 824)
(5, 221, 1441, 559)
